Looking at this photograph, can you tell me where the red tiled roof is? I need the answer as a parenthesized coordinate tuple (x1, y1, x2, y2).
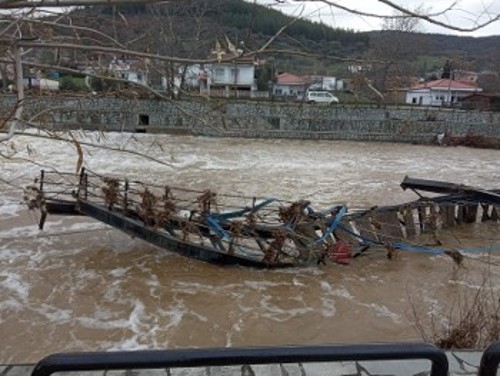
(276, 73, 308, 85)
(409, 79, 479, 90)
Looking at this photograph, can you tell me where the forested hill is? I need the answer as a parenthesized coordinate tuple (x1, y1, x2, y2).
(84, 0, 499, 73)
(208, 0, 368, 53)
(364, 30, 500, 72)
(92, 0, 369, 57)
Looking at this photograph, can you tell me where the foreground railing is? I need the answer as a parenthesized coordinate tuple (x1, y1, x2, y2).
(32, 343, 449, 376)
(481, 342, 500, 376)
(30, 342, 500, 376)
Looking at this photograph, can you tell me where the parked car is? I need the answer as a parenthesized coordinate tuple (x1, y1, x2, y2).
(306, 91, 339, 104)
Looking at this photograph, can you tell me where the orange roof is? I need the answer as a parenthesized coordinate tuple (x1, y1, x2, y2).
(276, 73, 308, 85)
(409, 79, 479, 90)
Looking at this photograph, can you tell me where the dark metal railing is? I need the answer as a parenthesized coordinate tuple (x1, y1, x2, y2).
(32, 343, 449, 376)
(480, 341, 500, 376)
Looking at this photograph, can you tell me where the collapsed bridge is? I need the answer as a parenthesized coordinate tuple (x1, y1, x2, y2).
(25, 170, 500, 267)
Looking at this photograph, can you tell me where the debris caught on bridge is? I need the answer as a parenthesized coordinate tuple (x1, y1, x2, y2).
(24, 170, 500, 268)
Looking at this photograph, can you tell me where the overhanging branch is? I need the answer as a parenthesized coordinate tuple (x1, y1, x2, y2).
(0, 0, 170, 9)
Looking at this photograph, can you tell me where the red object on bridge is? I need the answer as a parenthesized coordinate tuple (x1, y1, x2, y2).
(330, 241, 353, 265)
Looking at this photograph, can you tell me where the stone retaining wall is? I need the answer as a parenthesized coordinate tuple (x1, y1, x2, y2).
(1, 95, 499, 144)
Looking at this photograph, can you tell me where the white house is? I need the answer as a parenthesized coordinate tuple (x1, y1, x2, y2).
(406, 79, 482, 106)
(109, 58, 148, 86)
(39, 78, 60, 90)
(161, 64, 205, 93)
(309, 75, 337, 91)
(22, 72, 59, 90)
(272, 73, 309, 99)
(160, 59, 255, 97)
(203, 54, 256, 95)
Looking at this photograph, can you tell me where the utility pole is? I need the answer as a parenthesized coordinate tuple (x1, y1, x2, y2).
(14, 43, 25, 124)
(1, 40, 25, 141)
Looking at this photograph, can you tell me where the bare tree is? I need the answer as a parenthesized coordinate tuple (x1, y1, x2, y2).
(365, 8, 426, 100)
(289, 0, 500, 33)
(0, 0, 498, 147)
(145, 0, 216, 98)
(0, 1, 224, 144)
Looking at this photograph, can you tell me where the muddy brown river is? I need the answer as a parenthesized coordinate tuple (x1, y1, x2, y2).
(0, 133, 499, 363)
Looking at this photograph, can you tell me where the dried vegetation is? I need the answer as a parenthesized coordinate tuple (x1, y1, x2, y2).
(412, 272, 500, 349)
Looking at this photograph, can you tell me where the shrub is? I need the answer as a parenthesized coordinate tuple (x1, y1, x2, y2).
(411, 273, 500, 349)
(60, 75, 86, 91)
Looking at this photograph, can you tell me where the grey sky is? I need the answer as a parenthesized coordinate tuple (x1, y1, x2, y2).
(256, 0, 500, 36)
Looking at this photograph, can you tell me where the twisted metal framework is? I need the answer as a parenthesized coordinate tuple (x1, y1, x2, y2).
(26, 169, 500, 267)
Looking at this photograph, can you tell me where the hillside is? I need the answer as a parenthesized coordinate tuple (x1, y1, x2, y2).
(78, 0, 369, 73)
(62, 0, 500, 76)
(364, 31, 500, 73)
(93, 0, 369, 54)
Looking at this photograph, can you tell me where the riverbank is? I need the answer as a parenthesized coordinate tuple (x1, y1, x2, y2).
(1, 95, 499, 147)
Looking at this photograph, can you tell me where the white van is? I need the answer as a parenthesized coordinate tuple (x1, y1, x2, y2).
(306, 91, 339, 104)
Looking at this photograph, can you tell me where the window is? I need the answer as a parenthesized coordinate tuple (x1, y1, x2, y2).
(268, 117, 280, 129)
(214, 68, 224, 80)
(138, 114, 149, 126)
(230, 68, 239, 82)
(412, 97, 417, 104)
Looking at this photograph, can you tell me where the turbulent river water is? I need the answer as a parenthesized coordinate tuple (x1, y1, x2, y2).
(1, 133, 499, 363)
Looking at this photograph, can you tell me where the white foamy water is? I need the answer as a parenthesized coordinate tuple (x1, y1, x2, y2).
(0, 131, 499, 363)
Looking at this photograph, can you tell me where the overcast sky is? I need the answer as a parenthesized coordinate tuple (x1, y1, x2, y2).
(256, 0, 500, 37)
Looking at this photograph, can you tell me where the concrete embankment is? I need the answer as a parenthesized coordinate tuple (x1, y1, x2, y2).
(0, 95, 499, 145)
(0, 351, 484, 376)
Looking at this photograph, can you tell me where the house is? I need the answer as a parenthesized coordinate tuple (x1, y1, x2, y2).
(0, 63, 15, 85)
(39, 78, 60, 90)
(22, 68, 59, 90)
(454, 70, 478, 83)
(347, 64, 372, 74)
(203, 54, 256, 96)
(161, 58, 255, 97)
(22, 77, 60, 90)
(272, 73, 309, 99)
(309, 75, 339, 91)
(161, 64, 206, 94)
(22, 70, 39, 89)
(405, 79, 482, 106)
(109, 58, 148, 86)
(460, 93, 500, 112)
